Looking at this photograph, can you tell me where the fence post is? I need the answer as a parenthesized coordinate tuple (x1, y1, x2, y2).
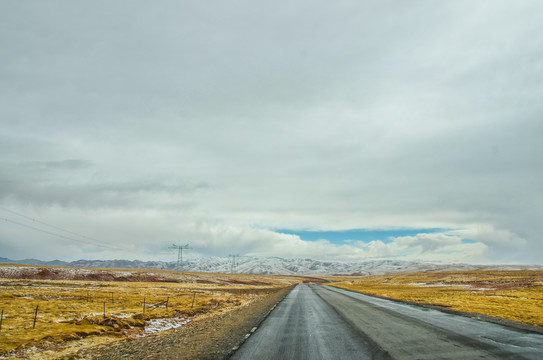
(33, 305, 39, 329)
(103, 302, 106, 319)
(166, 296, 169, 309)
(0, 309, 3, 333)
(191, 293, 196, 308)
(143, 297, 146, 315)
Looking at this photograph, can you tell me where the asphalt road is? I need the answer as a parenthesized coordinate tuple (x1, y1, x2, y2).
(230, 284, 543, 360)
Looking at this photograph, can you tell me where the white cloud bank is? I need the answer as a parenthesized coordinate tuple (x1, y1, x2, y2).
(0, 205, 507, 264)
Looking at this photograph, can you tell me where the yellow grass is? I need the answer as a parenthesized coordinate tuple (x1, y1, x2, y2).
(0, 265, 302, 358)
(328, 270, 543, 327)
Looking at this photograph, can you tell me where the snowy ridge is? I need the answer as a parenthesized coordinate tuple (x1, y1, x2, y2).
(181, 257, 542, 275)
(184, 257, 432, 275)
(1, 256, 541, 275)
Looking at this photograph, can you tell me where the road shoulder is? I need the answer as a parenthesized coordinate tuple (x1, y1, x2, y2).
(326, 284, 543, 335)
(68, 286, 293, 360)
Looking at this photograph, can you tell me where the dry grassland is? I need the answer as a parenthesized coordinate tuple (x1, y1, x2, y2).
(0, 264, 301, 358)
(328, 270, 543, 326)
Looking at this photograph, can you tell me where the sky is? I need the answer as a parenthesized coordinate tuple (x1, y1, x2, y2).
(1, 1, 542, 264)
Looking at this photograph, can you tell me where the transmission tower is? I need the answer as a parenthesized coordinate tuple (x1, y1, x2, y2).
(228, 254, 240, 274)
(170, 243, 191, 272)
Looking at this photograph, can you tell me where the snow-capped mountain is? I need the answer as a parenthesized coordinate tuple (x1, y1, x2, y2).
(1, 256, 540, 275)
(182, 257, 434, 275)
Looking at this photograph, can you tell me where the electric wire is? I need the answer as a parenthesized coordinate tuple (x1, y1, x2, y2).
(0, 206, 133, 251)
(0, 206, 113, 247)
(0, 217, 122, 250)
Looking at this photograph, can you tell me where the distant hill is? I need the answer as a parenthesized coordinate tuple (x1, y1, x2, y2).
(1, 256, 540, 275)
(0, 257, 173, 270)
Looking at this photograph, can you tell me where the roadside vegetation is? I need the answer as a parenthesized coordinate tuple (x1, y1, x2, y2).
(328, 270, 543, 326)
(4, 265, 541, 358)
(0, 264, 301, 359)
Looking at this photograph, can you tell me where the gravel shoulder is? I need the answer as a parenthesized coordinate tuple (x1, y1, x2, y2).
(68, 286, 293, 360)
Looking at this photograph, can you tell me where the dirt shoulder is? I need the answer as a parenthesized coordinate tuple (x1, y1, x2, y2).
(68, 286, 293, 360)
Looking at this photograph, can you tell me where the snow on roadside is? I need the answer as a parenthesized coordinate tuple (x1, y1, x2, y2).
(140, 318, 191, 336)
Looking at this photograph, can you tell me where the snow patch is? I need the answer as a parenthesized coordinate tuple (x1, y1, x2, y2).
(114, 313, 133, 319)
(141, 318, 190, 335)
(409, 282, 470, 288)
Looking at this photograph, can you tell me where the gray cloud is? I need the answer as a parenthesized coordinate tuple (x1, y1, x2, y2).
(0, 161, 210, 210)
(1, 1, 542, 263)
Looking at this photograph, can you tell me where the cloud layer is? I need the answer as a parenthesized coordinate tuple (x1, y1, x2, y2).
(1, 1, 542, 264)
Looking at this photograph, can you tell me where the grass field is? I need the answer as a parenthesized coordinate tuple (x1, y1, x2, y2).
(3, 265, 542, 358)
(328, 270, 543, 326)
(0, 264, 301, 358)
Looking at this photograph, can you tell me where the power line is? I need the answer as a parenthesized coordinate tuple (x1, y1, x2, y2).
(169, 244, 191, 272)
(228, 254, 240, 274)
(0, 217, 121, 250)
(0, 206, 114, 248)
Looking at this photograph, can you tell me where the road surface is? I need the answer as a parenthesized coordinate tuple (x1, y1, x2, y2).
(230, 284, 543, 360)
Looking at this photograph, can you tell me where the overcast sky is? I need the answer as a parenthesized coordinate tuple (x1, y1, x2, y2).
(1, 1, 542, 264)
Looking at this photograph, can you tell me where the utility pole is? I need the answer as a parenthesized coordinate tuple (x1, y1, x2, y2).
(228, 254, 240, 274)
(170, 244, 191, 272)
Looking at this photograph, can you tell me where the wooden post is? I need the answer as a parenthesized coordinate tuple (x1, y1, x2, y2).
(103, 302, 106, 319)
(143, 297, 146, 315)
(33, 305, 38, 329)
(191, 292, 196, 308)
(111, 292, 114, 304)
(166, 296, 169, 309)
(87, 291, 89, 302)
(0, 309, 3, 334)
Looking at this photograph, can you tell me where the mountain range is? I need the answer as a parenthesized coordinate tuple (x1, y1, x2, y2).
(1, 256, 540, 275)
